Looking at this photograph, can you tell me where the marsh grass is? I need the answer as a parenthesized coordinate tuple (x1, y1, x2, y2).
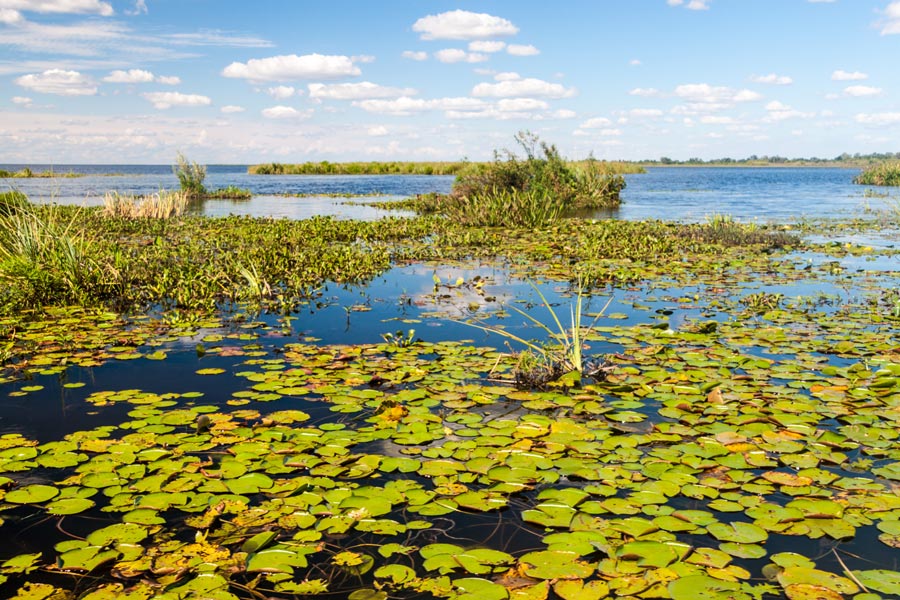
(205, 185, 252, 200)
(446, 187, 565, 228)
(0, 190, 29, 217)
(462, 278, 612, 387)
(854, 162, 900, 187)
(0, 203, 100, 310)
(249, 161, 472, 175)
(103, 190, 189, 219)
(678, 213, 799, 248)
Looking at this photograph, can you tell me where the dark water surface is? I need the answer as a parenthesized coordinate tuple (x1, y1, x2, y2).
(4, 165, 895, 222)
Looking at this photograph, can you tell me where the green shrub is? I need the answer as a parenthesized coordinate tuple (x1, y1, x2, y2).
(173, 153, 207, 198)
(854, 162, 900, 186)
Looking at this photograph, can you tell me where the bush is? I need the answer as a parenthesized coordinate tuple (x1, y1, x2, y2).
(173, 152, 207, 198)
(854, 162, 900, 186)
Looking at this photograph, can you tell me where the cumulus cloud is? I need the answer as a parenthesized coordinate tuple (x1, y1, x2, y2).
(855, 111, 900, 125)
(412, 9, 518, 40)
(472, 77, 576, 99)
(750, 73, 793, 85)
(629, 59, 642, 66)
(667, 0, 711, 9)
(143, 91, 211, 109)
(267, 85, 296, 99)
(507, 44, 540, 56)
(497, 98, 549, 111)
(220, 105, 245, 113)
(629, 87, 661, 97)
(401, 50, 428, 61)
(579, 117, 612, 128)
(844, 85, 883, 97)
(352, 96, 485, 116)
(16, 69, 97, 95)
(434, 49, 487, 63)
(125, 0, 147, 15)
(0, 7, 23, 22)
(831, 70, 868, 81)
(553, 109, 577, 119)
(468, 40, 506, 53)
(879, 1, 900, 35)
(674, 83, 762, 104)
(11, 95, 32, 105)
(102, 69, 179, 85)
(628, 108, 664, 118)
(367, 125, 388, 136)
(494, 72, 520, 81)
(222, 54, 360, 82)
(309, 82, 417, 100)
(763, 100, 815, 122)
(699, 115, 734, 124)
(261, 105, 312, 119)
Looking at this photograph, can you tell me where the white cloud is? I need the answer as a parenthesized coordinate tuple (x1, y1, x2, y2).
(434, 49, 488, 64)
(261, 105, 312, 119)
(667, 0, 711, 9)
(0, 7, 22, 22)
(843, 85, 883, 97)
(143, 91, 211, 109)
(309, 82, 417, 100)
(15, 69, 97, 95)
(855, 111, 900, 125)
(103, 68, 154, 83)
(367, 125, 388, 136)
(11, 95, 32, 105)
(353, 96, 485, 116)
(552, 109, 577, 119)
(468, 40, 506, 53)
(401, 50, 428, 61)
(628, 108, 664, 118)
(629, 59, 642, 66)
(352, 55, 375, 64)
(472, 77, 576, 98)
(763, 101, 815, 122)
(700, 115, 734, 124)
(494, 72, 520, 81)
(507, 44, 540, 56)
(750, 73, 793, 85)
(412, 9, 518, 40)
(629, 87, 661, 97)
(267, 85, 296, 99)
(222, 54, 360, 82)
(220, 105, 244, 113)
(103, 68, 180, 86)
(125, 0, 147, 15)
(0, 0, 112, 16)
(674, 83, 762, 104)
(831, 70, 868, 81)
(497, 98, 549, 111)
(579, 117, 612, 128)
(879, 1, 900, 35)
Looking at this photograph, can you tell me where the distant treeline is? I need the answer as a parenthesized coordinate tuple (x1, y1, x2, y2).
(249, 160, 644, 176)
(0, 167, 82, 178)
(642, 152, 900, 167)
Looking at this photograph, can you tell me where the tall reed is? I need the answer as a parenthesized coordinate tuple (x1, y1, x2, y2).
(103, 190, 189, 219)
(854, 162, 900, 186)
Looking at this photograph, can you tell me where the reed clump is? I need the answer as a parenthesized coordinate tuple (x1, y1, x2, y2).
(854, 162, 900, 186)
(103, 190, 189, 219)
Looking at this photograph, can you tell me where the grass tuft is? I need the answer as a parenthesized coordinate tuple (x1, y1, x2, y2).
(103, 190, 189, 219)
(854, 162, 900, 187)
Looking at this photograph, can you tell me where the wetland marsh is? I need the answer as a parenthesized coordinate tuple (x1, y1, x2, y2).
(0, 165, 898, 600)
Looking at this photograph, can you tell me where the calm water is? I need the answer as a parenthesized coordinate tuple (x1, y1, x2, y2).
(2, 165, 892, 222)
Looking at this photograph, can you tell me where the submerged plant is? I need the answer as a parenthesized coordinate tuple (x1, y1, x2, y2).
(461, 277, 612, 387)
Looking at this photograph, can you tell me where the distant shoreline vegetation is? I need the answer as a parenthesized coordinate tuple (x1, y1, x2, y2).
(248, 160, 645, 176)
(641, 151, 900, 168)
(0, 167, 83, 178)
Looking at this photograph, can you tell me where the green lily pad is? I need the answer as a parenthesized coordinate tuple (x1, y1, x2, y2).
(5, 484, 59, 504)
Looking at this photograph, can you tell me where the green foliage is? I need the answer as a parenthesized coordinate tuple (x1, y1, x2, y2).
(407, 132, 628, 227)
(854, 161, 900, 186)
(0, 190, 29, 217)
(249, 161, 473, 175)
(173, 152, 207, 199)
(204, 185, 252, 200)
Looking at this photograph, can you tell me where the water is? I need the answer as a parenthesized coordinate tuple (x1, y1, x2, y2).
(3, 165, 893, 222)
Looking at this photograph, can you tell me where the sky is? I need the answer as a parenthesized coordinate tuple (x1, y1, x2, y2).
(1, 0, 900, 164)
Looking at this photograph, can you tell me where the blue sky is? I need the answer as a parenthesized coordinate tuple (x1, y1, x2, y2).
(1, 0, 899, 163)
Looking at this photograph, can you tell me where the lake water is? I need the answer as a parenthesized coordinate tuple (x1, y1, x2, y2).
(3, 164, 894, 222)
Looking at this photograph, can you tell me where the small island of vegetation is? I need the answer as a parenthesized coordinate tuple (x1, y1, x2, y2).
(853, 161, 900, 186)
